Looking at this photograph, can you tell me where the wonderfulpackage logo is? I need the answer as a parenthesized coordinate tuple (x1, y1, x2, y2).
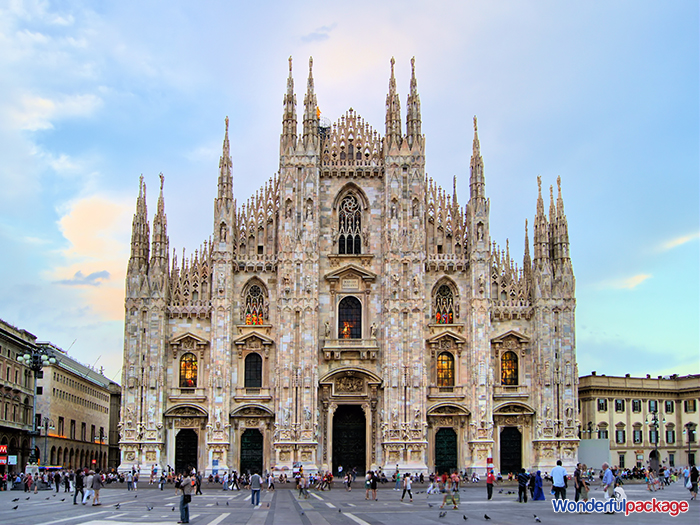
(552, 498, 689, 517)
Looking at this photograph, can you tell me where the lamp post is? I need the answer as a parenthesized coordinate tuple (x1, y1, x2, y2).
(645, 409, 665, 476)
(98, 427, 104, 470)
(683, 423, 694, 466)
(17, 348, 57, 465)
(42, 418, 55, 466)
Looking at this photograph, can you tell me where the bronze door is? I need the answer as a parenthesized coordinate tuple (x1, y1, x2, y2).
(333, 405, 366, 474)
(435, 427, 457, 475)
(240, 429, 263, 475)
(499, 427, 522, 475)
(175, 429, 198, 474)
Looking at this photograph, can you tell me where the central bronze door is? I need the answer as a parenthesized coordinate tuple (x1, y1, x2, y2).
(332, 405, 366, 474)
(175, 429, 198, 474)
(240, 429, 263, 475)
(435, 427, 457, 475)
(499, 426, 522, 475)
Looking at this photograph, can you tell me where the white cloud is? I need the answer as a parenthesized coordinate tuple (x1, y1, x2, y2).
(10, 93, 102, 130)
(600, 274, 652, 290)
(659, 232, 699, 252)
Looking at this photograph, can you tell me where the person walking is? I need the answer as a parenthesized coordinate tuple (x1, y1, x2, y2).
(517, 468, 530, 503)
(689, 465, 698, 500)
(250, 470, 262, 506)
(91, 469, 103, 506)
(195, 472, 202, 495)
(394, 466, 401, 491)
(126, 471, 133, 491)
(533, 470, 546, 501)
(486, 468, 495, 500)
(551, 460, 568, 500)
(73, 469, 84, 505)
(177, 471, 192, 524)
(82, 471, 95, 505)
(602, 462, 615, 502)
(573, 463, 582, 501)
(400, 473, 413, 502)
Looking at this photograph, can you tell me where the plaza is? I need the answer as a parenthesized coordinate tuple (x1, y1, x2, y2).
(0, 478, 698, 525)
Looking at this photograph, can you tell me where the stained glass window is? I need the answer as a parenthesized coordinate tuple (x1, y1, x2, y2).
(338, 296, 362, 339)
(180, 353, 197, 388)
(434, 285, 454, 324)
(437, 352, 454, 387)
(501, 351, 518, 386)
(245, 353, 262, 388)
(244, 284, 265, 325)
(338, 195, 362, 254)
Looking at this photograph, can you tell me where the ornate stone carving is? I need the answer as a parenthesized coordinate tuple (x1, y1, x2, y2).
(335, 376, 363, 393)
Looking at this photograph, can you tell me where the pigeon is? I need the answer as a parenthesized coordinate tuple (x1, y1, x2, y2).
(13, 506, 19, 510)
(172, 507, 175, 512)
(339, 509, 342, 513)
(146, 505, 154, 511)
(53, 494, 57, 497)
(12, 498, 19, 502)
(26, 497, 30, 500)
(300, 512, 304, 516)
(439, 511, 447, 518)
(534, 517, 541, 523)
(216, 501, 219, 506)
(484, 515, 491, 520)
(115, 504, 121, 509)
(428, 503, 434, 507)
(134, 495, 137, 498)
(464, 516, 468, 521)
(226, 501, 229, 506)
(61, 498, 65, 501)
(498, 489, 503, 494)
(46, 497, 50, 500)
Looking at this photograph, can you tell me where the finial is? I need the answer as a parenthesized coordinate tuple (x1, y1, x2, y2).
(159, 172, 164, 190)
(411, 56, 415, 75)
(550, 185, 554, 202)
(473, 115, 478, 132)
(309, 56, 313, 72)
(288, 56, 292, 73)
(557, 175, 562, 197)
(525, 218, 528, 232)
(537, 175, 542, 193)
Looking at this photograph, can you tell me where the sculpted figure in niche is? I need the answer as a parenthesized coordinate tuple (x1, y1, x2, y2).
(370, 323, 377, 338)
(324, 321, 331, 338)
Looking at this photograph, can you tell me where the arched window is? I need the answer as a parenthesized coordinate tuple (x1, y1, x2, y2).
(179, 353, 198, 388)
(338, 296, 362, 339)
(244, 284, 266, 325)
(338, 195, 362, 254)
(434, 285, 454, 324)
(501, 351, 518, 386)
(437, 352, 454, 387)
(244, 353, 263, 388)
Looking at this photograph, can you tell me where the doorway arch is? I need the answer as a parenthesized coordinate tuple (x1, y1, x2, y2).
(333, 405, 366, 474)
(240, 429, 263, 475)
(500, 427, 522, 475)
(175, 429, 198, 474)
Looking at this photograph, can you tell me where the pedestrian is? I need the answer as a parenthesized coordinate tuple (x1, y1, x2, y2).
(573, 463, 581, 501)
(159, 473, 166, 490)
(82, 471, 95, 505)
(250, 469, 262, 506)
(133, 471, 138, 491)
(73, 469, 84, 505)
(517, 468, 530, 503)
(195, 471, 202, 495)
(400, 473, 413, 502)
(365, 471, 372, 500)
(177, 471, 192, 524)
(578, 466, 589, 502)
(394, 465, 400, 491)
(602, 462, 615, 506)
(690, 465, 698, 500)
(345, 472, 352, 491)
(267, 472, 275, 491)
(551, 460, 568, 500)
(64, 471, 71, 492)
(126, 471, 133, 491)
(369, 470, 378, 500)
(486, 468, 495, 500)
(533, 470, 546, 501)
(91, 469, 103, 506)
(231, 471, 240, 491)
(24, 473, 32, 493)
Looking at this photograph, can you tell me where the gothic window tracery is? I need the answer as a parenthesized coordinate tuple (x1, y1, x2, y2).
(179, 353, 198, 388)
(338, 194, 362, 254)
(244, 353, 263, 388)
(338, 296, 362, 339)
(244, 284, 266, 325)
(437, 352, 454, 387)
(501, 351, 518, 386)
(434, 284, 454, 324)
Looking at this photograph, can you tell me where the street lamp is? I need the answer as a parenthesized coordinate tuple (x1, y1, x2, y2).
(683, 423, 695, 466)
(581, 422, 594, 439)
(17, 349, 57, 465)
(645, 409, 666, 476)
(42, 418, 55, 466)
(98, 427, 104, 470)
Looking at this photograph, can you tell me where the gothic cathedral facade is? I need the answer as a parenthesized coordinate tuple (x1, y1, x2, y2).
(119, 58, 578, 476)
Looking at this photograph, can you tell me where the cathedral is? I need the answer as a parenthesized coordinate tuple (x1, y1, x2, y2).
(119, 57, 579, 477)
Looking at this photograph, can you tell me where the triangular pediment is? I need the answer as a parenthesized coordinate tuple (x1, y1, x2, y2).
(491, 330, 530, 344)
(426, 329, 467, 345)
(324, 264, 377, 282)
(232, 330, 275, 346)
(169, 332, 208, 346)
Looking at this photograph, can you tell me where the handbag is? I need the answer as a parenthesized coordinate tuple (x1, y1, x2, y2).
(183, 494, 192, 503)
(686, 479, 692, 489)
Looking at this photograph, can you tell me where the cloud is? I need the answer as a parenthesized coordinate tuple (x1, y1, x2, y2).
(55, 270, 110, 286)
(301, 23, 337, 42)
(599, 273, 652, 290)
(659, 232, 699, 252)
(10, 93, 103, 131)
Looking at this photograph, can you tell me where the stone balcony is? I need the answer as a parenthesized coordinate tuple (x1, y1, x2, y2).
(321, 338, 379, 361)
(168, 387, 207, 402)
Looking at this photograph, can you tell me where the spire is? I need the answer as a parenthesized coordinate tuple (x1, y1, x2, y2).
(128, 175, 150, 271)
(554, 176, 570, 260)
(280, 56, 297, 155)
(469, 116, 485, 201)
(385, 57, 402, 149)
(150, 173, 169, 266)
(523, 218, 532, 281)
(533, 176, 549, 262)
(217, 116, 234, 203)
(406, 56, 422, 150)
(302, 56, 319, 150)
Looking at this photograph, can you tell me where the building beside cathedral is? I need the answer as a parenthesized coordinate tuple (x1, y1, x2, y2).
(119, 57, 578, 476)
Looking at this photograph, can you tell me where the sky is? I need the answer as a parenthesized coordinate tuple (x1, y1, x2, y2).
(0, 0, 697, 383)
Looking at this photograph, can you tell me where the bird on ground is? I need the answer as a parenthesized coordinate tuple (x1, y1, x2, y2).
(134, 495, 137, 498)
(61, 498, 65, 501)
(428, 503, 434, 507)
(45, 497, 50, 500)
(300, 512, 304, 516)
(498, 489, 503, 494)
(484, 514, 491, 520)
(464, 516, 468, 521)
(339, 509, 342, 513)
(226, 501, 229, 506)
(115, 504, 121, 509)
(13, 506, 19, 510)
(534, 516, 541, 523)
(439, 511, 447, 518)
(146, 505, 154, 511)
(25, 497, 30, 500)
(53, 494, 57, 497)
(12, 498, 19, 502)
(172, 507, 175, 512)
(216, 502, 219, 506)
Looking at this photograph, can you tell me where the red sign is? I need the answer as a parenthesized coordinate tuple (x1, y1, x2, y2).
(0, 445, 7, 454)
(91, 459, 97, 464)
(0, 457, 7, 465)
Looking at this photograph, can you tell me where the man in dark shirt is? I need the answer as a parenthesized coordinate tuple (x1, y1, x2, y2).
(517, 468, 530, 503)
(574, 463, 581, 501)
(73, 470, 84, 505)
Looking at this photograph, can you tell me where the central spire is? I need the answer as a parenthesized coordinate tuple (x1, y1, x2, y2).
(302, 56, 319, 150)
(406, 56, 422, 150)
(469, 116, 485, 201)
(385, 57, 402, 150)
(217, 116, 233, 203)
(281, 56, 297, 155)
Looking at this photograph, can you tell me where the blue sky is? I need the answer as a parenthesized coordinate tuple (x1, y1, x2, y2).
(0, 0, 697, 382)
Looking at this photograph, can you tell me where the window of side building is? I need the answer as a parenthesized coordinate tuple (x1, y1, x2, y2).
(632, 399, 641, 412)
(665, 400, 674, 413)
(615, 399, 625, 412)
(597, 399, 608, 412)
